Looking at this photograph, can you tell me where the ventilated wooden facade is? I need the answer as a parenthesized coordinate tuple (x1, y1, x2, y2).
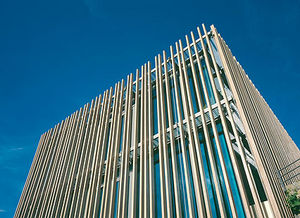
(15, 24, 300, 218)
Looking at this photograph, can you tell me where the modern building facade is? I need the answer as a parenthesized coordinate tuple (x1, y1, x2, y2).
(15, 24, 300, 218)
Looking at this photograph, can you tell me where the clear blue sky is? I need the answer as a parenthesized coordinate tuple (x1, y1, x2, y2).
(0, 0, 299, 216)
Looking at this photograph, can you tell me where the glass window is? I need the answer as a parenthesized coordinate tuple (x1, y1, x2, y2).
(208, 125, 232, 218)
(137, 94, 141, 143)
(216, 123, 245, 217)
(183, 50, 189, 61)
(167, 61, 172, 72)
(210, 38, 223, 68)
(250, 165, 267, 202)
(241, 135, 251, 154)
(170, 77, 179, 124)
(168, 147, 176, 217)
(213, 76, 224, 101)
(235, 152, 255, 205)
(198, 130, 220, 217)
(136, 158, 140, 217)
(196, 42, 202, 52)
(152, 86, 158, 135)
(113, 181, 119, 218)
(185, 138, 198, 218)
(163, 81, 169, 128)
(174, 138, 199, 217)
(194, 63, 207, 108)
(105, 122, 112, 160)
(201, 59, 216, 105)
(221, 71, 230, 90)
(175, 139, 190, 218)
(119, 116, 124, 152)
(154, 150, 162, 217)
(187, 66, 200, 113)
(127, 162, 133, 217)
(97, 187, 103, 218)
(191, 46, 195, 56)
(176, 73, 185, 120)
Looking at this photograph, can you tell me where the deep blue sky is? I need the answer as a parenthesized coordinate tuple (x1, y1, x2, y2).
(0, 0, 299, 216)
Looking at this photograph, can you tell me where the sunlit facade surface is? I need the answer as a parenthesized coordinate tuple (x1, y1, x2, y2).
(15, 24, 300, 218)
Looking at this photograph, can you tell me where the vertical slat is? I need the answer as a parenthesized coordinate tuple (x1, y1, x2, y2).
(237, 63, 291, 216)
(40, 113, 76, 217)
(147, 62, 155, 218)
(200, 24, 263, 217)
(20, 127, 55, 217)
(185, 33, 219, 217)
(139, 66, 145, 218)
(76, 94, 103, 217)
(61, 103, 90, 217)
(158, 54, 174, 218)
(20, 129, 53, 217)
(100, 82, 122, 218)
(183, 35, 227, 217)
(212, 28, 289, 217)
(52, 107, 84, 217)
(116, 76, 130, 218)
(177, 40, 210, 217)
(69, 99, 96, 217)
(89, 88, 113, 217)
(25, 122, 63, 218)
(46, 113, 76, 216)
(130, 69, 140, 218)
(231, 49, 288, 216)
(143, 63, 149, 218)
(197, 27, 239, 218)
(155, 56, 167, 218)
(83, 91, 107, 216)
(231, 53, 281, 215)
(15, 131, 48, 217)
(235, 61, 286, 213)
(163, 51, 183, 218)
(99, 84, 120, 217)
(107, 80, 125, 218)
(118, 73, 133, 218)
(170, 45, 196, 218)
(48, 109, 82, 217)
